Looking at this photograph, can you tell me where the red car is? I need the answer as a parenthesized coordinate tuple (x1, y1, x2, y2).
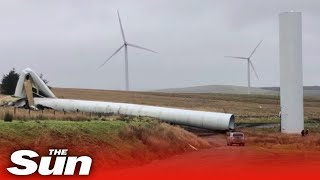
(227, 132, 245, 146)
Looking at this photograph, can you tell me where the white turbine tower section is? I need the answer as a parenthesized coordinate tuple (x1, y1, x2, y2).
(14, 68, 56, 98)
(225, 40, 262, 94)
(34, 98, 235, 131)
(99, 10, 157, 91)
(8, 68, 235, 131)
(279, 12, 304, 134)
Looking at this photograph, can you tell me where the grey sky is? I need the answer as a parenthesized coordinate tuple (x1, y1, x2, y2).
(0, 0, 319, 91)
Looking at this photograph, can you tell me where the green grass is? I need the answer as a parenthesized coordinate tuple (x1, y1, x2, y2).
(0, 117, 209, 168)
(0, 117, 151, 147)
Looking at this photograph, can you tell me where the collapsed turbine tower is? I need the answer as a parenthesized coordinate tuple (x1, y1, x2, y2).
(0, 68, 235, 131)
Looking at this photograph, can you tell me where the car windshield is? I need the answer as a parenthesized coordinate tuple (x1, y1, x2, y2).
(233, 134, 243, 137)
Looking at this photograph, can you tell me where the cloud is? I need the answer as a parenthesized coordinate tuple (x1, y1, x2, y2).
(0, 0, 319, 90)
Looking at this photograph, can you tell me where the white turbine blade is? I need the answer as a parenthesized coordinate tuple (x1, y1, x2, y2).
(249, 40, 263, 58)
(117, 10, 126, 43)
(127, 43, 157, 53)
(99, 44, 125, 68)
(249, 60, 259, 80)
(224, 56, 247, 60)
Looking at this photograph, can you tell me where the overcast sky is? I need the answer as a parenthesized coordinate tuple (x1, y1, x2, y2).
(0, 0, 319, 91)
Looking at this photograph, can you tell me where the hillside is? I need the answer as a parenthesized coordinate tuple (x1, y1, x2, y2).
(155, 85, 278, 95)
(156, 85, 320, 96)
(262, 86, 320, 96)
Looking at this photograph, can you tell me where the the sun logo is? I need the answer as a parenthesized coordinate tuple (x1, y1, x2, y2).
(7, 149, 92, 176)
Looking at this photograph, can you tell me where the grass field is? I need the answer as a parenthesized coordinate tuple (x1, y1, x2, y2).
(242, 126, 320, 152)
(51, 88, 320, 153)
(52, 88, 320, 123)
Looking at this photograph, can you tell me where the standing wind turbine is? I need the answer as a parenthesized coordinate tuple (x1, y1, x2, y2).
(225, 40, 263, 94)
(99, 10, 157, 91)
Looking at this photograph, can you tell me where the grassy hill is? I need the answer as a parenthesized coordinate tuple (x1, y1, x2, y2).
(155, 85, 320, 96)
(0, 118, 209, 169)
(155, 85, 278, 95)
(262, 86, 320, 96)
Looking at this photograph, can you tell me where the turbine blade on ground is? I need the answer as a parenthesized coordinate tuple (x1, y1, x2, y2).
(99, 44, 125, 68)
(249, 60, 259, 80)
(127, 43, 157, 53)
(117, 10, 126, 43)
(249, 40, 263, 58)
(224, 56, 247, 60)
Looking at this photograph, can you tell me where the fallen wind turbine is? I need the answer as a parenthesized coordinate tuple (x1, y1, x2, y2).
(99, 10, 157, 91)
(0, 68, 235, 131)
(225, 40, 262, 94)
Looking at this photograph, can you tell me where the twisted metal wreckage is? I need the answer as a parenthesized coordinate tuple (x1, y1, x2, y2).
(0, 68, 235, 131)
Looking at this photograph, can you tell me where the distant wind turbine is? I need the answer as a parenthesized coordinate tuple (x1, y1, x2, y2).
(99, 10, 157, 91)
(225, 40, 263, 94)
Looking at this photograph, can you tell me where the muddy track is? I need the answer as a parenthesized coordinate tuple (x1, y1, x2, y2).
(104, 133, 320, 179)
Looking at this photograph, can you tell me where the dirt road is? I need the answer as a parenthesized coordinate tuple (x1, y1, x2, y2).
(101, 135, 320, 179)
